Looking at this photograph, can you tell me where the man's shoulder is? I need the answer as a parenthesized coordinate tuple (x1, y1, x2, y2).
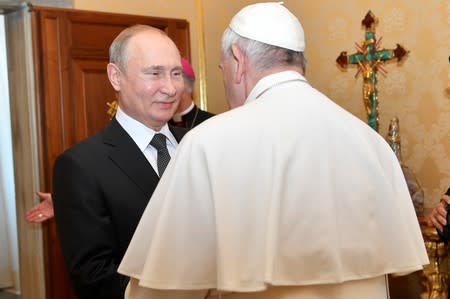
(169, 124, 189, 141)
(56, 125, 110, 160)
(184, 109, 238, 142)
(198, 108, 215, 119)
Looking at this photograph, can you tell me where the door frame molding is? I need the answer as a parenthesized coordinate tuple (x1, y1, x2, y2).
(6, 7, 46, 299)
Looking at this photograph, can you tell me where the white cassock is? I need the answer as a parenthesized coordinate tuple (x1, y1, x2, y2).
(118, 71, 429, 298)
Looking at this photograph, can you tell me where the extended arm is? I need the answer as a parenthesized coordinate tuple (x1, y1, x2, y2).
(25, 192, 54, 223)
(428, 194, 450, 232)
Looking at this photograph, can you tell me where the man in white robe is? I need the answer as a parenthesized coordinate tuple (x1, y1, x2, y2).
(118, 2, 429, 298)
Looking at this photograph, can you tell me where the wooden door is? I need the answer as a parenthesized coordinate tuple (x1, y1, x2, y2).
(31, 6, 190, 299)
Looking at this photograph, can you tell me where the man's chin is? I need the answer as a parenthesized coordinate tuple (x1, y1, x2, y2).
(156, 112, 176, 124)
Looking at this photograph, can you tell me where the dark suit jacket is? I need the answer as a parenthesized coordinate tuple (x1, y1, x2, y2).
(169, 104, 215, 129)
(52, 118, 187, 299)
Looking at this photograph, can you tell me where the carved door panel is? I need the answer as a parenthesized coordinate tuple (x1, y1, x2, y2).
(31, 6, 190, 299)
(71, 59, 117, 141)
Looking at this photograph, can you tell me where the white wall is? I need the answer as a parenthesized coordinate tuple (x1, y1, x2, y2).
(0, 14, 19, 292)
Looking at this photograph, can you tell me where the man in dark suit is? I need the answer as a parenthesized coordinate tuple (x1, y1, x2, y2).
(26, 58, 213, 225)
(52, 25, 187, 299)
(170, 57, 215, 129)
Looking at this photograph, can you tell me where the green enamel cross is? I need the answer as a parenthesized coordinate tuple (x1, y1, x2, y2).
(336, 10, 408, 132)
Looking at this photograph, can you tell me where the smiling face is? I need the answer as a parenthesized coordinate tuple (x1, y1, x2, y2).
(108, 28, 183, 130)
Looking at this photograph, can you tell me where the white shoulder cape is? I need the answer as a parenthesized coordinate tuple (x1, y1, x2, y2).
(119, 72, 428, 292)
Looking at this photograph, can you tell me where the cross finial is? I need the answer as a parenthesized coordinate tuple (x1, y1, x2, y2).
(361, 10, 376, 30)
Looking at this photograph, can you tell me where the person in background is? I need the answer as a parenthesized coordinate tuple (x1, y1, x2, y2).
(428, 188, 450, 299)
(428, 188, 450, 235)
(170, 57, 215, 129)
(51, 24, 187, 299)
(118, 2, 428, 299)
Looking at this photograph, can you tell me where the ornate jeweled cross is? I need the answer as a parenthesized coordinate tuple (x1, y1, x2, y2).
(336, 10, 408, 132)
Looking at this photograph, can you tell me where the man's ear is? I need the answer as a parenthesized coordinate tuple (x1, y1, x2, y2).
(231, 44, 245, 84)
(107, 63, 121, 91)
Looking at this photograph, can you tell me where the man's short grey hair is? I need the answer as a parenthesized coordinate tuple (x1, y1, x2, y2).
(109, 24, 156, 72)
(221, 27, 307, 73)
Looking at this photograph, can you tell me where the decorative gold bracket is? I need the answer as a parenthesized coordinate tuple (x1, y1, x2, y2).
(106, 100, 118, 120)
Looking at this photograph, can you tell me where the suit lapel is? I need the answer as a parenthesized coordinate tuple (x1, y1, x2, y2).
(102, 119, 188, 198)
(102, 118, 159, 198)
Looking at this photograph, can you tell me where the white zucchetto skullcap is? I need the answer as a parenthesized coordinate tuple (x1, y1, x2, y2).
(229, 2, 305, 52)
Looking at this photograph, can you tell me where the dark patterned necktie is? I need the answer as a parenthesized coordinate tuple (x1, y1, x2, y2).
(150, 133, 171, 176)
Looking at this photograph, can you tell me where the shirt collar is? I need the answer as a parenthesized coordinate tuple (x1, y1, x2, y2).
(245, 71, 308, 105)
(172, 101, 195, 122)
(115, 106, 177, 152)
(179, 101, 195, 116)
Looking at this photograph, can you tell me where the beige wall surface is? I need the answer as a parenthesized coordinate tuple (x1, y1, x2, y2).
(74, 0, 449, 208)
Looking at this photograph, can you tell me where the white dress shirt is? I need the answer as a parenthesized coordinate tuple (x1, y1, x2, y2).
(115, 106, 178, 176)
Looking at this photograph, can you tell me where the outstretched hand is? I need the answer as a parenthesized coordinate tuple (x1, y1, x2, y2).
(428, 194, 450, 232)
(25, 192, 54, 223)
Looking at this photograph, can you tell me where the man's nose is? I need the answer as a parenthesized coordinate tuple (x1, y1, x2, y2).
(160, 75, 178, 96)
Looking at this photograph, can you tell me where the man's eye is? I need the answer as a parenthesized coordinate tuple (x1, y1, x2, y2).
(144, 70, 162, 76)
(172, 71, 182, 77)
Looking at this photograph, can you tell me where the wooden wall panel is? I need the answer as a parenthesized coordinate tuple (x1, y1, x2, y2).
(71, 58, 116, 140)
